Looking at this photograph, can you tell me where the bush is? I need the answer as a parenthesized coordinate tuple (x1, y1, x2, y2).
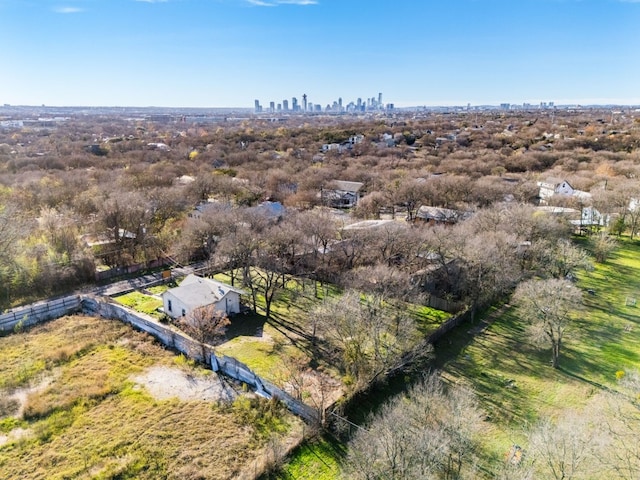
(231, 396, 288, 439)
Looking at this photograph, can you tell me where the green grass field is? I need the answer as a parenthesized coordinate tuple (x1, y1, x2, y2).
(266, 434, 345, 480)
(271, 238, 640, 479)
(215, 272, 450, 393)
(113, 290, 164, 318)
(437, 237, 640, 473)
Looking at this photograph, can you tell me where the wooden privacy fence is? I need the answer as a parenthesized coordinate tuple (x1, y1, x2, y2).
(94, 258, 171, 282)
(0, 295, 82, 334)
(427, 308, 472, 344)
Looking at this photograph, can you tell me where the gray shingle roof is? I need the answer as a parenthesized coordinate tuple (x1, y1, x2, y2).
(167, 274, 244, 310)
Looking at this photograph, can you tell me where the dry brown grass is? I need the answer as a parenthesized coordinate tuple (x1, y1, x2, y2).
(0, 315, 303, 480)
(0, 315, 127, 390)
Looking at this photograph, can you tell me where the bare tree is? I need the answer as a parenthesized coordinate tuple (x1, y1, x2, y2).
(342, 373, 484, 480)
(596, 370, 640, 480)
(512, 278, 583, 368)
(387, 177, 429, 221)
(353, 190, 389, 219)
(458, 229, 522, 320)
(525, 413, 607, 480)
(339, 264, 419, 303)
(543, 239, 592, 280)
(312, 291, 423, 391)
(0, 203, 32, 309)
(590, 231, 618, 263)
(180, 304, 230, 362)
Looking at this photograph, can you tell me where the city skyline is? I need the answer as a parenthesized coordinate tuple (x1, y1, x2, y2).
(254, 92, 390, 113)
(1, 0, 639, 108)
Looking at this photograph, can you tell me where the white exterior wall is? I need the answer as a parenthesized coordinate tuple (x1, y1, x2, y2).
(555, 181, 575, 196)
(163, 290, 241, 319)
(223, 293, 241, 315)
(163, 291, 190, 319)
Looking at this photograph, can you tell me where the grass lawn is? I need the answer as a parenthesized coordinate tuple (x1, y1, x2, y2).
(208, 271, 450, 480)
(0, 315, 303, 480)
(113, 290, 164, 318)
(213, 271, 450, 386)
(436, 237, 640, 474)
(264, 433, 345, 480)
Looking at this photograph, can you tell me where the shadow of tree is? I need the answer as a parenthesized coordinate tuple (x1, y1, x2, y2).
(225, 312, 267, 340)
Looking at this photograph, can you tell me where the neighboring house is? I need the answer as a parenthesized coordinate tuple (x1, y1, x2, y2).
(82, 228, 138, 247)
(342, 219, 397, 231)
(188, 200, 229, 220)
(250, 200, 286, 221)
(415, 206, 471, 226)
(321, 134, 364, 153)
(321, 180, 365, 208)
(537, 179, 592, 205)
(162, 274, 245, 319)
(147, 142, 170, 151)
(571, 206, 608, 230)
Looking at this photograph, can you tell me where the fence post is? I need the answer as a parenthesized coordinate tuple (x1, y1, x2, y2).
(210, 352, 219, 372)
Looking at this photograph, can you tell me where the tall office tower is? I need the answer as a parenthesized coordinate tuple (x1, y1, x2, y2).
(269, 101, 275, 113)
(338, 97, 342, 110)
(378, 92, 382, 107)
(302, 94, 307, 112)
(254, 99, 261, 113)
(292, 97, 298, 111)
(282, 99, 289, 111)
(357, 97, 362, 110)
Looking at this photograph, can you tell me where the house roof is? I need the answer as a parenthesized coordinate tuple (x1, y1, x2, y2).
(165, 274, 245, 310)
(416, 206, 471, 222)
(329, 180, 364, 193)
(538, 177, 565, 187)
(535, 206, 579, 214)
(343, 219, 398, 230)
(251, 201, 285, 220)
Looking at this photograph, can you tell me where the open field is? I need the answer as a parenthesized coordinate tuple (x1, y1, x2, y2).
(0, 315, 303, 480)
(437, 237, 640, 474)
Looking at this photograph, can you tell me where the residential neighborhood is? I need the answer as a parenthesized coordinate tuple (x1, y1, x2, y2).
(1, 104, 640, 480)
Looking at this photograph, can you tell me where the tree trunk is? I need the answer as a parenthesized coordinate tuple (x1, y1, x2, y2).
(551, 338, 561, 368)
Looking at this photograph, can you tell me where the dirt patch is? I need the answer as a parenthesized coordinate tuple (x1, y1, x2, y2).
(131, 366, 239, 403)
(0, 376, 56, 447)
(0, 428, 29, 447)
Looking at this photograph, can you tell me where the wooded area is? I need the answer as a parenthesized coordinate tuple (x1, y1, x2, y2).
(2, 107, 637, 310)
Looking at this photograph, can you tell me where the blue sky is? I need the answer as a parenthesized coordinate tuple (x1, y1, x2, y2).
(1, 0, 639, 108)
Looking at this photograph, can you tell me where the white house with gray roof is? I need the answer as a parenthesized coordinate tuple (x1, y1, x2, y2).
(162, 274, 245, 319)
(321, 180, 364, 208)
